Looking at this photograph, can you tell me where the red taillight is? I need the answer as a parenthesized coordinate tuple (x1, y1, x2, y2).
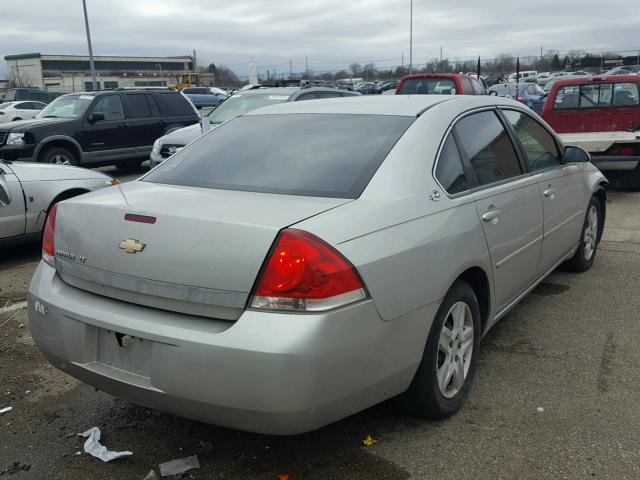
(125, 213, 156, 224)
(620, 147, 634, 157)
(42, 204, 58, 265)
(250, 229, 367, 312)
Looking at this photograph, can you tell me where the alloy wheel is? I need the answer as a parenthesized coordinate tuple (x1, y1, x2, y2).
(50, 154, 71, 165)
(583, 205, 598, 261)
(437, 301, 474, 398)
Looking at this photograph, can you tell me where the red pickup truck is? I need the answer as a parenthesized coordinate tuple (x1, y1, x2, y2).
(396, 73, 487, 95)
(542, 75, 640, 186)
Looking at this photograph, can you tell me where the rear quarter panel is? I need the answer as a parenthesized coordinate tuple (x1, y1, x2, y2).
(294, 103, 493, 321)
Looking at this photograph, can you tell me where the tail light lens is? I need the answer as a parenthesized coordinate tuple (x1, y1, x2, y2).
(250, 229, 368, 312)
(42, 204, 58, 266)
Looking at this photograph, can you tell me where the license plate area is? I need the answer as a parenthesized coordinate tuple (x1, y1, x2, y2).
(97, 329, 152, 379)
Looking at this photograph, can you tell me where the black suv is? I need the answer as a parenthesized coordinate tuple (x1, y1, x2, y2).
(0, 89, 199, 169)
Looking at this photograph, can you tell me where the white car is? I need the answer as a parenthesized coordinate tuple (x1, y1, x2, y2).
(0, 101, 47, 123)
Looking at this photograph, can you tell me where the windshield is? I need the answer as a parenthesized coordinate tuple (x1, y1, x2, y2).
(144, 113, 414, 198)
(398, 78, 457, 95)
(207, 92, 291, 124)
(36, 94, 94, 119)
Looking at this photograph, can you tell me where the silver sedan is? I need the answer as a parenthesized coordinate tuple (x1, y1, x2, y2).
(28, 95, 606, 434)
(1, 161, 116, 245)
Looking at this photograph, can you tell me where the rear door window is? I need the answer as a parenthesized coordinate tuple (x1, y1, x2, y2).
(15, 102, 33, 109)
(435, 133, 469, 194)
(454, 111, 522, 186)
(144, 114, 414, 198)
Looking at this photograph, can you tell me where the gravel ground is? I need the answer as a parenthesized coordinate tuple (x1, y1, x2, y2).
(1, 187, 639, 479)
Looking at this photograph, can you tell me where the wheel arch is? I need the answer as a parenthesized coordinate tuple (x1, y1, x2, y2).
(455, 266, 491, 335)
(593, 183, 607, 242)
(34, 136, 83, 163)
(46, 188, 90, 215)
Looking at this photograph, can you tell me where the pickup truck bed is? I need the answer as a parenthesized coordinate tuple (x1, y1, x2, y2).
(559, 131, 640, 171)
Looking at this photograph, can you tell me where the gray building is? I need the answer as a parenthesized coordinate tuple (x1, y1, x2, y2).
(4, 53, 195, 93)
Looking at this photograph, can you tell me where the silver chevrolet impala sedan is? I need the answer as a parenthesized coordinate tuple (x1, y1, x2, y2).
(28, 95, 607, 434)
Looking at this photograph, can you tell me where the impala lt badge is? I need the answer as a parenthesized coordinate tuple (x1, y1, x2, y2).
(118, 238, 146, 254)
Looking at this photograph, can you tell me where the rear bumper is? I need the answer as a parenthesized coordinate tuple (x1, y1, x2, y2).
(28, 262, 435, 434)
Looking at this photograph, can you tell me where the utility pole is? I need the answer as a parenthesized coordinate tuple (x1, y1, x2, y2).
(305, 56, 309, 79)
(409, 0, 413, 75)
(82, 0, 97, 91)
(289, 57, 293, 79)
(540, 45, 543, 67)
(401, 52, 404, 70)
(440, 45, 443, 63)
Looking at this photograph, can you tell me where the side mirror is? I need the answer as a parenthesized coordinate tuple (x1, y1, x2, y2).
(88, 112, 105, 123)
(563, 145, 591, 163)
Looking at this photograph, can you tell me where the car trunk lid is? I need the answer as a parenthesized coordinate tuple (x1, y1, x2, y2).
(53, 181, 350, 320)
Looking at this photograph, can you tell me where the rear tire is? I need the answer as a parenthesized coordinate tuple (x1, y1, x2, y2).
(564, 196, 602, 272)
(40, 146, 77, 166)
(397, 280, 481, 419)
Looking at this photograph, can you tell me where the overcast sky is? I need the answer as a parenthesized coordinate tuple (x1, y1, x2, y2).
(2, 0, 639, 79)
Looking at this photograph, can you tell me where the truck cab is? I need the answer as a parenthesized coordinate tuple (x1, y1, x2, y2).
(542, 75, 640, 186)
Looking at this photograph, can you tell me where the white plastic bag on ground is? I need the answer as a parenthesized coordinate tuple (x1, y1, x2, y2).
(159, 455, 200, 476)
(79, 427, 133, 462)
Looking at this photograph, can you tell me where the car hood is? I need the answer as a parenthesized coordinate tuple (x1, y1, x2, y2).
(0, 117, 72, 132)
(6, 161, 112, 182)
(159, 121, 206, 146)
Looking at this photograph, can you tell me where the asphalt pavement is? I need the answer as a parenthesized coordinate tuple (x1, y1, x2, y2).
(1, 184, 639, 479)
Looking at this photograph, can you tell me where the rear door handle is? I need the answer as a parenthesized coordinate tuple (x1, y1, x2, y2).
(543, 188, 557, 199)
(481, 209, 502, 222)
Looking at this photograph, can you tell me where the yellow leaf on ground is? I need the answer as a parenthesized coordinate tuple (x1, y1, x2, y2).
(362, 435, 378, 446)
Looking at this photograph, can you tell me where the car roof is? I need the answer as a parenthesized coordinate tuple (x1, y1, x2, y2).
(400, 73, 469, 81)
(244, 94, 517, 117)
(552, 74, 640, 87)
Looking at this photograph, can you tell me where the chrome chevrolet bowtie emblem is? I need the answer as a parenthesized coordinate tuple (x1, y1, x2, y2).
(118, 238, 146, 254)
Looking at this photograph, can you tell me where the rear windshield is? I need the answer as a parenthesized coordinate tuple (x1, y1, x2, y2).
(398, 78, 457, 95)
(144, 113, 413, 198)
(0, 102, 11, 109)
(207, 92, 292, 124)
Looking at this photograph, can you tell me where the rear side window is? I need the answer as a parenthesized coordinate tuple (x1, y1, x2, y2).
(462, 78, 474, 95)
(158, 92, 195, 116)
(144, 114, 414, 199)
(471, 79, 486, 95)
(613, 82, 639, 106)
(398, 78, 457, 95)
(435, 134, 468, 194)
(125, 94, 154, 118)
(554, 82, 640, 109)
(455, 111, 522, 186)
